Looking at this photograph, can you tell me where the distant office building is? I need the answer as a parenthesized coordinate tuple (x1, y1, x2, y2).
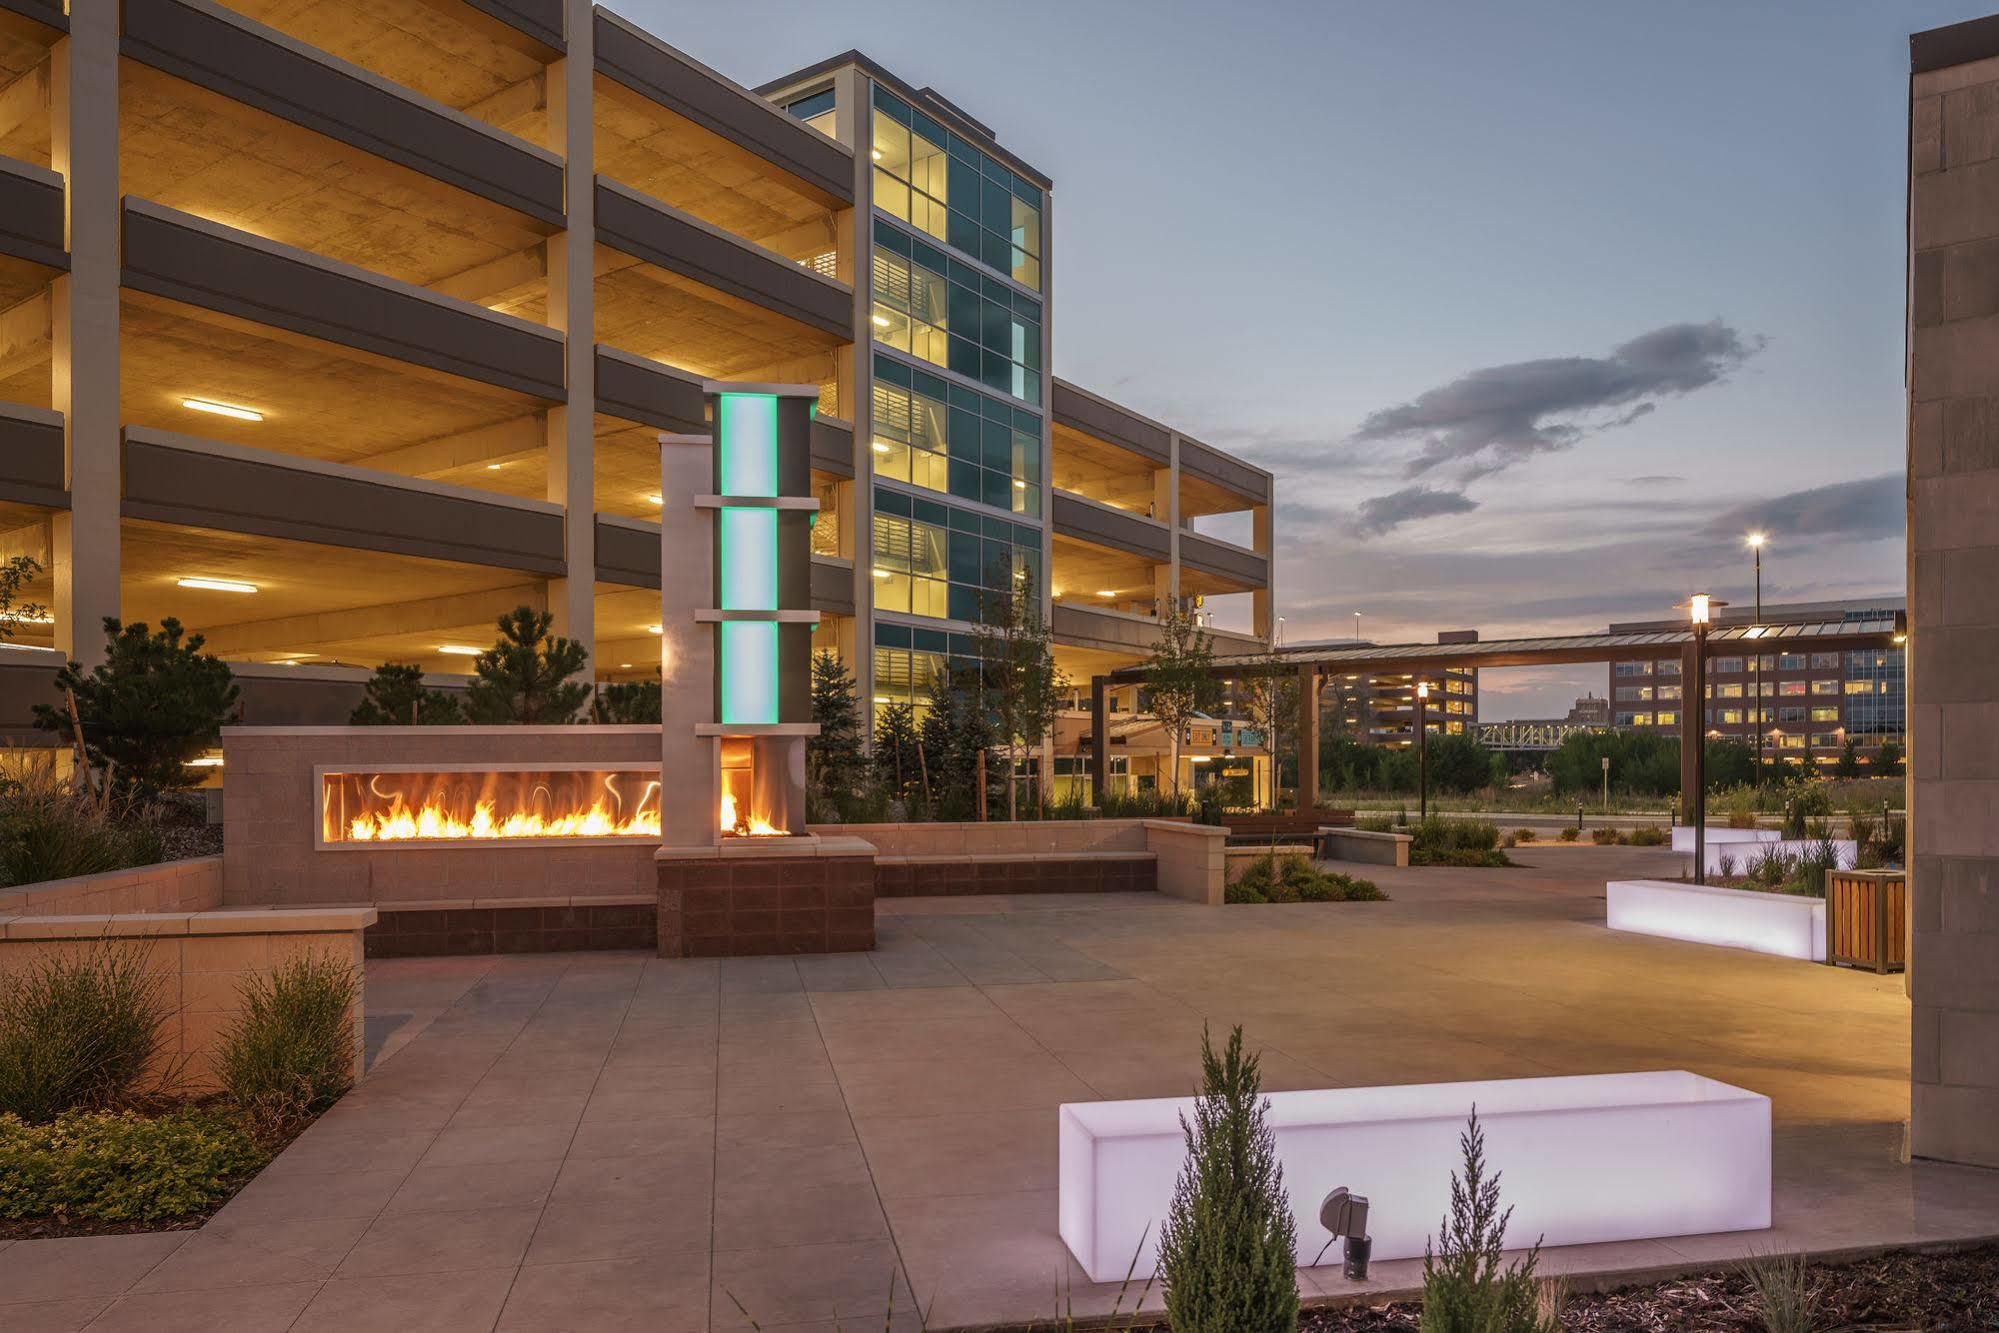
(1567, 692, 1612, 726)
(1320, 631, 1479, 748)
(1603, 598, 1906, 763)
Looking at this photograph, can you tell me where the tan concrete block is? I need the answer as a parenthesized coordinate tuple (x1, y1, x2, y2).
(1911, 926, 1999, 1010)
(182, 935, 272, 973)
(1912, 1003, 1943, 1086)
(1912, 1081, 1999, 1168)
(181, 967, 249, 1015)
(1938, 1006, 1999, 1088)
(1915, 92, 1944, 174)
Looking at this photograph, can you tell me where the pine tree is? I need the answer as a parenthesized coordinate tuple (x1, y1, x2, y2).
(350, 663, 464, 725)
(1156, 1025, 1299, 1333)
(0, 554, 44, 643)
(808, 650, 869, 808)
(873, 699, 920, 802)
(1418, 1110, 1559, 1333)
(463, 607, 591, 724)
(34, 617, 240, 792)
(594, 680, 661, 724)
(1834, 735, 1861, 780)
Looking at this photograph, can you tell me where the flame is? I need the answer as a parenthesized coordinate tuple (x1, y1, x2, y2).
(719, 790, 782, 837)
(348, 795, 659, 842)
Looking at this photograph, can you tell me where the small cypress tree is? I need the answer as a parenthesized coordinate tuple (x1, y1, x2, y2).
(350, 663, 464, 725)
(1157, 1025, 1298, 1333)
(807, 651, 870, 806)
(463, 607, 591, 724)
(34, 618, 239, 793)
(1833, 736, 1861, 780)
(1419, 1110, 1559, 1333)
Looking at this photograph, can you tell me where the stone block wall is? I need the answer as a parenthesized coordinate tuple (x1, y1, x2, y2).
(1909, 28, 1999, 1169)
(0, 856, 222, 917)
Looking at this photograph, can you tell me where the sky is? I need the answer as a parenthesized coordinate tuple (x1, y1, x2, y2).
(627, 0, 1977, 718)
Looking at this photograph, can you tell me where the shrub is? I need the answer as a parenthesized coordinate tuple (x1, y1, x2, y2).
(1557, 826, 1579, 842)
(1716, 851, 1738, 879)
(219, 952, 358, 1139)
(1157, 1026, 1298, 1333)
(1590, 826, 1622, 846)
(1626, 825, 1667, 847)
(1419, 1110, 1558, 1333)
(0, 1107, 265, 1222)
(1230, 854, 1384, 904)
(0, 759, 166, 889)
(1513, 828, 1536, 845)
(0, 942, 172, 1122)
(1500, 832, 1517, 849)
(1409, 818, 1509, 867)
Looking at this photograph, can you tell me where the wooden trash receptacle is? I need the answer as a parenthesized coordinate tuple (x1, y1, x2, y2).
(1825, 869, 1907, 973)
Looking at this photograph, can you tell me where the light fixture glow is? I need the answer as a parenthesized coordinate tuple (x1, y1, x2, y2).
(181, 398, 263, 422)
(176, 577, 258, 594)
(646, 624, 662, 635)
(1014, 479, 1026, 489)
(871, 440, 893, 453)
(871, 149, 882, 160)
(871, 568, 892, 579)
(1746, 532, 1766, 548)
(437, 645, 482, 656)
(645, 493, 663, 505)
(486, 462, 506, 471)
(1608, 878, 1826, 960)
(1689, 593, 1711, 626)
(184, 755, 224, 768)
(1096, 589, 1116, 598)
(871, 314, 892, 328)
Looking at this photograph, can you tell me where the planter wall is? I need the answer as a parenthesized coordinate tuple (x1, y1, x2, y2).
(1059, 1070, 1769, 1283)
(1607, 879, 1826, 961)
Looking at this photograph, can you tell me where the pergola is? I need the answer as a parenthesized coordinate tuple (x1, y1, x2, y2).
(1086, 613, 1907, 816)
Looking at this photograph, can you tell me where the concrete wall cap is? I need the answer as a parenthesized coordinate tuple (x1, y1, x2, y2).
(188, 908, 377, 933)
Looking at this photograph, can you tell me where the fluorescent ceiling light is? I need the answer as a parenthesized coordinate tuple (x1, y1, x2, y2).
(1014, 479, 1026, 488)
(176, 576, 257, 594)
(437, 645, 482, 656)
(181, 398, 263, 422)
(646, 493, 663, 505)
(646, 624, 662, 635)
(871, 314, 891, 328)
(871, 441, 892, 453)
(871, 568, 892, 579)
(1096, 589, 1116, 598)
(486, 462, 506, 471)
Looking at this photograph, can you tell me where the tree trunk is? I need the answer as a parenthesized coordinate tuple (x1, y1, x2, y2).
(1169, 727, 1182, 800)
(975, 748, 988, 821)
(1006, 742, 1018, 821)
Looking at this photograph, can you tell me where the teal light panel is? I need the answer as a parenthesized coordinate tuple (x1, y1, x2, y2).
(716, 393, 778, 497)
(719, 620, 779, 724)
(718, 507, 778, 610)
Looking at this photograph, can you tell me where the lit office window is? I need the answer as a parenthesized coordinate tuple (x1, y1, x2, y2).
(872, 486, 1040, 624)
(782, 87, 837, 138)
(873, 356, 1041, 515)
(872, 87, 1043, 290)
(872, 221, 1042, 404)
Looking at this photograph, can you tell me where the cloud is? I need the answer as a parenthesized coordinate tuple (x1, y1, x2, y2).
(1353, 320, 1763, 481)
(1698, 472, 1903, 544)
(1353, 485, 1479, 537)
(1629, 474, 1685, 486)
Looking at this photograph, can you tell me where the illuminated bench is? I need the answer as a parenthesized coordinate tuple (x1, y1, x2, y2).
(1607, 878, 1825, 961)
(1058, 1071, 1769, 1282)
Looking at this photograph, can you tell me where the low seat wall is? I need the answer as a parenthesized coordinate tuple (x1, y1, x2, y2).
(1606, 879, 1826, 961)
(1321, 827, 1411, 868)
(820, 819, 1225, 906)
(875, 852, 1154, 898)
(0, 856, 223, 918)
(0, 906, 374, 1088)
(1060, 1070, 1769, 1283)
(364, 896, 656, 957)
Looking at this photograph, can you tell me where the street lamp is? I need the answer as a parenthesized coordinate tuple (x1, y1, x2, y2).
(1415, 680, 1430, 822)
(1353, 611, 1362, 643)
(1747, 534, 1765, 778)
(1687, 593, 1727, 885)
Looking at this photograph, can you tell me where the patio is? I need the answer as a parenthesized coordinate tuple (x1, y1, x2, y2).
(3, 845, 1992, 1332)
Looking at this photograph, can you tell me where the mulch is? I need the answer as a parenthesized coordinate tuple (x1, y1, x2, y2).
(1299, 1244, 1999, 1332)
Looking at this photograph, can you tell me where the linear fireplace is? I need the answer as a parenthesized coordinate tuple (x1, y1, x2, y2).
(316, 763, 662, 849)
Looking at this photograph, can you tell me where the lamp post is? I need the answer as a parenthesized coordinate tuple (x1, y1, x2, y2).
(1415, 680, 1430, 822)
(1353, 611, 1362, 643)
(1747, 534, 1765, 778)
(1688, 593, 1726, 885)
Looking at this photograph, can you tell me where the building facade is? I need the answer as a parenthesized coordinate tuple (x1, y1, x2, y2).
(1602, 599, 1907, 764)
(0, 4, 1272, 753)
(1315, 632, 1480, 748)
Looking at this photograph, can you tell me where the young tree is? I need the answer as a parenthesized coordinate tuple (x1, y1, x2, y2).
(1419, 1110, 1559, 1333)
(1235, 647, 1299, 811)
(807, 650, 870, 808)
(873, 699, 920, 804)
(1142, 604, 1220, 799)
(349, 663, 464, 725)
(463, 607, 591, 724)
(1834, 735, 1861, 780)
(594, 680, 661, 724)
(972, 582, 1064, 819)
(0, 555, 45, 643)
(1156, 1025, 1298, 1333)
(35, 618, 240, 792)
(1874, 739, 1904, 778)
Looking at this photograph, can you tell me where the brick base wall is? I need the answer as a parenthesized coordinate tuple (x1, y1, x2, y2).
(658, 851, 876, 958)
(874, 854, 1156, 898)
(365, 900, 656, 957)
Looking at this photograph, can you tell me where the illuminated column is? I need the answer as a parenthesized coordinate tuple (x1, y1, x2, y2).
(659, 384, 820, 848)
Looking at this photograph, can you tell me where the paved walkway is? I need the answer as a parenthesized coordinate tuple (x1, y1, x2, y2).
(2, 847, 1995, 1331)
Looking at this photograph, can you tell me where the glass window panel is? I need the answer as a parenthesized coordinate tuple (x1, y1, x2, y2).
(873, 485, 909, 516)
(1010, 195, 1041, 257)
(871, 109, 911, 176)
(947, 457, 981, 502)
(948, 282, 981, 339)
(947, 584, 979, 623)
(981, 417, 1012, 470)
(873, 85, 909, 121)
(1012, 249, 1041, 290)
(873, 355, 909, 387)
(982, 469, 1011, 510)
(948, 335, 981, 380)
(947, 406, 980, 455)
(981, 177, 1012, 232)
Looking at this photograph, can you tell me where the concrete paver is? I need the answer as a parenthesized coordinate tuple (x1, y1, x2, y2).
(4, 847, 1993, 1330)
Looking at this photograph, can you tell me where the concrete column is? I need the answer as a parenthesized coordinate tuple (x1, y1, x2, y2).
(1297, 667, 1320, 812)
(1089, 674, 1109, 806)
(1252, 502, 1273, 641)
(49, 14, 119, 663)
(542, 4, 595, 665)
(1155, 458, 1179, 613)
(1908, 37, 1999, 1168)
(839, 66, 876, 727)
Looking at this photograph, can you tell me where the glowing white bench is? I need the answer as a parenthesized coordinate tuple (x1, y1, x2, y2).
(1058, 1071, 1769, 1282)
(1670, 826, 1778, 853)
(1607, 878, 1825, 961)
